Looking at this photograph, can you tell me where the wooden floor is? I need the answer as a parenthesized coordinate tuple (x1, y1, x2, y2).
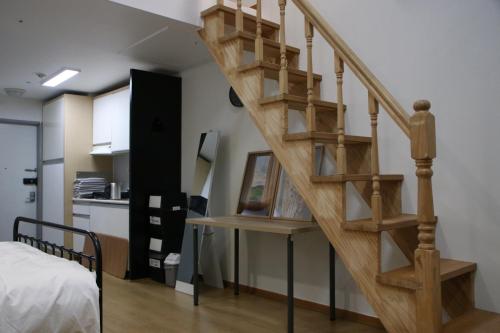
(103, 274, 385, 333)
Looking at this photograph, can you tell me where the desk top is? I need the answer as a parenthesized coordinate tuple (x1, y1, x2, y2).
(186, 216, 319, 235)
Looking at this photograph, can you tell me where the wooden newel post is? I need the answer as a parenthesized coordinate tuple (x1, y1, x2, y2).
(411, 100, 442, 333)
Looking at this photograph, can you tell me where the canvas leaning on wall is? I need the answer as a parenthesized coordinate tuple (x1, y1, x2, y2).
(272, 146, 324, 221)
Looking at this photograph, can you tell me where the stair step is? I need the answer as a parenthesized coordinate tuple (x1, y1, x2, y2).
(311, 174, 404, 183)
(238, 61, 322, 84)
(377, 259, 477, 290)
(219, 31, 300, 58)
(283, 131, 369, 144)
(260, 94, 340, 113)
(443, 309, 500, 333)
(201, 5, 279, 39)
(343, 214, 418, 232)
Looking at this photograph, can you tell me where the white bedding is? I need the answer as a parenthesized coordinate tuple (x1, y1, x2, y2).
(0, 242, 100, 333)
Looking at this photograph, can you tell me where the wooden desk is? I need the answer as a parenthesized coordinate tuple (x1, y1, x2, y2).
(186, 216, 336, 333)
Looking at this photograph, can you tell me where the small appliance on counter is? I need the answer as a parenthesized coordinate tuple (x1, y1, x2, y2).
(105, 183, 122, 200)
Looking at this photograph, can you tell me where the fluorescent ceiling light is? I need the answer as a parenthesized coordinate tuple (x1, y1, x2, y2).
(42, 68, 80, 87)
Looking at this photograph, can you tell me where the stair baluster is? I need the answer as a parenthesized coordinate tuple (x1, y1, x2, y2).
(255, 0, 264, 62)
(411, 100, 441, 333)
(236, 0, 243, 31)
(305, 19, 316, 132)
(368, 93, 383, 223)
(278, 0, 289, 94)
(334, 53, 346, 174)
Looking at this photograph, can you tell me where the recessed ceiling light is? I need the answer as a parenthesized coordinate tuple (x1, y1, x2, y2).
(4, 88, 26, 97)
(41, 68, 80, 87)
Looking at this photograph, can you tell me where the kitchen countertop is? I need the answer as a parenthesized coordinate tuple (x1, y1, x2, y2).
(73, 198, 129, 206)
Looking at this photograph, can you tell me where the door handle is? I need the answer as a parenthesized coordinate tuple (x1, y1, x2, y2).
(25, 168, 37, 172)
(23, 178, 38, 185)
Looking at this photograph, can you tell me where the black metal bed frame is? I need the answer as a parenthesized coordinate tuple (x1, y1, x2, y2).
(13, 217, 103, 332)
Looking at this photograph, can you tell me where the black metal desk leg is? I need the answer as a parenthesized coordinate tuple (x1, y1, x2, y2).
(287, 235, 294, 333)
(193, 225, 199, 306)
(329, 244, 336, 320)
(234, 228, 239, 295)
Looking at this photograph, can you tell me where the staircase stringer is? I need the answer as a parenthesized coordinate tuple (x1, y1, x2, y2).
(199, 29, 417, 333)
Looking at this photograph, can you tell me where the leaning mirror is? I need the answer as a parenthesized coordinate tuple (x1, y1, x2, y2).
(188, 131, 220, 217)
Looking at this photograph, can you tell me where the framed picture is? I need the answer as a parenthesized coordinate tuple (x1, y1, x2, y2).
(237, 151, 280, 218)
(272, 146, 325, 222)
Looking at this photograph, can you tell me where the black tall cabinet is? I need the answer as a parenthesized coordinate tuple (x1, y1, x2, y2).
(129, 70, 182, 279)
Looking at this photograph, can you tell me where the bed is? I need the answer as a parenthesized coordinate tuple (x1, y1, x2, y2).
(0, 217, 102, 333)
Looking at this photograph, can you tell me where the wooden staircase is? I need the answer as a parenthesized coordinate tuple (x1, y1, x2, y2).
(199, 1, 500, 332)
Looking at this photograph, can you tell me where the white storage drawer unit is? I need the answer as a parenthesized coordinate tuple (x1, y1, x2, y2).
(72, 201, 129, 243)
(73, 203, 91, 215)
(90, 204, 129, 240)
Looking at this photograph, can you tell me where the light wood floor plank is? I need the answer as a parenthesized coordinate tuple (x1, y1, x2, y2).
(103, 274, 385, 332)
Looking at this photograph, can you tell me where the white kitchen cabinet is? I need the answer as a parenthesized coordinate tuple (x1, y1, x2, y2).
(42, 97, 64, 161)
(73, 214, 90, 252)
(92, 86, 130, 153)
(42, 94, 112, 249)
(111, 87, 130, 153)
(42, 162, 64, 245)
(90, 204, 129, 240)
(92, 95, 113, 146)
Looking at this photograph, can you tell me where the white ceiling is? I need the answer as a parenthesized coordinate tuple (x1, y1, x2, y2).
(0, 0, 211, 101)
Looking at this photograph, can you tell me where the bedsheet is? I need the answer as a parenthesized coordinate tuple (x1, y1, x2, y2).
(0, 241, 99, 333)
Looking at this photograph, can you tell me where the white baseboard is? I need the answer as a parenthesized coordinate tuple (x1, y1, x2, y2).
(175, 280, 194, 295)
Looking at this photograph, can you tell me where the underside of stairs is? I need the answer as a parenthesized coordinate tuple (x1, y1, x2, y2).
(199, 2, 499, 332)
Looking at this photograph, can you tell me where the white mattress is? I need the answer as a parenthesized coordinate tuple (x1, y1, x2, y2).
(0, 241, 100, 333)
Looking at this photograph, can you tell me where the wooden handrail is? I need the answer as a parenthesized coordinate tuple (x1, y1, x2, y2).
(291, 0, 411, 137)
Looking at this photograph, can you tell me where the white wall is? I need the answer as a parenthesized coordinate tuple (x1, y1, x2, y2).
(184, 0, 500, 318)
(108, 0, 275, 27)
(113, 153, 130, 190)
(181, 61, 375, 315)
(0, 95, 42, 122)
(109, 0, 215, 27)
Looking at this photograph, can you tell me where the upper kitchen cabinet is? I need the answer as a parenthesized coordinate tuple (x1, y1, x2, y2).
(111, 87, 130, 153)
(92, 94, 113, 146)
(42, 97, 64, 161)
(91, 86, 130, 155)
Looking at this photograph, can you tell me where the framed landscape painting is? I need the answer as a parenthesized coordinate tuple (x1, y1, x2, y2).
(237, 151, 279, 217)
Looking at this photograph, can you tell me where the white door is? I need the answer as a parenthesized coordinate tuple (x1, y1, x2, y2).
(0, 123, 38, 241)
